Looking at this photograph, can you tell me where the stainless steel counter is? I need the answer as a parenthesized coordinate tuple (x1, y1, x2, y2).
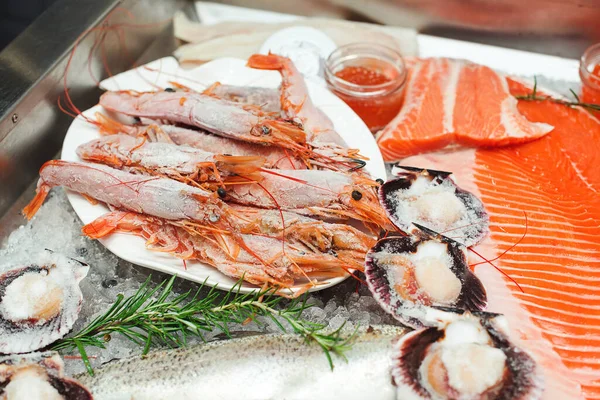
(0, 0, 185, 219)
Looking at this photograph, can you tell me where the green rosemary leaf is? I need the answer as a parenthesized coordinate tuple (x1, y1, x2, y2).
(53, 275, 355, 375)
(570, 89, 580, 102)
(74, 339, 93, 377)
(515, 78, 600, 112)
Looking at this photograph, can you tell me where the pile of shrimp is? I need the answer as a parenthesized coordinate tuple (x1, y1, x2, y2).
(23, 54, 388, 296)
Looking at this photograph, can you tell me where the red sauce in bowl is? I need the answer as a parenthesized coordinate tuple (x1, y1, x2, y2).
(326, 45, 407, 133)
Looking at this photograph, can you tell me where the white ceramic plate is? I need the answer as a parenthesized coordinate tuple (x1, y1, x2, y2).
(62, 57, 386, 295)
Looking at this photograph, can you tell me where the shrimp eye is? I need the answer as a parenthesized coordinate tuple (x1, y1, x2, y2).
(164, 87, 175, 92)
(261, 125, 272, 135)
(352, 190, 363, 201)
(217, 187, 227, 198)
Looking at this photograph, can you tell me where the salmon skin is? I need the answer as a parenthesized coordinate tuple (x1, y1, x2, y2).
(376, 58, 553, 161)
(401, 78, 600, 400)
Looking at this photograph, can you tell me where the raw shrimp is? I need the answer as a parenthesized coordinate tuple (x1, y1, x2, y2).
(83, 211, 361, 288)
(222, 169, 389, 229)
(22, 160, 230, 232)
(152, 124, 305, 169)
(94, 115, 305, 170)
(247, 53, 346, 146)
(117, 121, 364, 173)
(82, 211, 289, 286)
(147, 122, 370, 173)
(76, 134, 265, 187)
(231, 207, 376, 255)
(99, 91, 307, 151)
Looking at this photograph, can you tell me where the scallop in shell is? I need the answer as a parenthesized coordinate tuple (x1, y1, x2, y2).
(392, 311, 544, 400)
(0, 250, 89, 354)
(365, 226, 486, 328)
(379, 166, 489, 247)
(0, 351, 92, 399)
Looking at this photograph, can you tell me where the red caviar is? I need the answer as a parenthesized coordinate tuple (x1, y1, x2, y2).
(335, 66, 391, 86)
(325, 44, 407, 133)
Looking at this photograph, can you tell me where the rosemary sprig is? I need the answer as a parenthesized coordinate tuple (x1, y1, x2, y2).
(515, 76, 600, 112)
(52, 276, 356, 375)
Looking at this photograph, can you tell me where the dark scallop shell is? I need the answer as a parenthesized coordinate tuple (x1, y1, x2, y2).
(379, 165, 489, 247)
(0, 250, 89, 354)
(365, 227, 486, 328)
(0, 352, 92, 399)
(391, 312, 544, 400)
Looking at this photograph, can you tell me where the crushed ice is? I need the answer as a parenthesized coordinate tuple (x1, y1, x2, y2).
(0, 188, 399, 376)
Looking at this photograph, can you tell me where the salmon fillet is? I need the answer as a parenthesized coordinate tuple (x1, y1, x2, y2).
(401, 78, 600, 399)
(377, 58, 554, 162)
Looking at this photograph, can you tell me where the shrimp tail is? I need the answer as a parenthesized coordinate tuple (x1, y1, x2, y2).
(22, 182, 50, 220)
(82, 211, 137, 238)
(247, 54, 286, 70)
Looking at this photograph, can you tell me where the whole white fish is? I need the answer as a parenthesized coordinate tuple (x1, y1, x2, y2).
(76, 326, 406, 400)
(76, 314, 543, 400)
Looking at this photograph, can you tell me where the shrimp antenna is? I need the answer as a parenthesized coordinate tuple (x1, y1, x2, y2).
(348, 159, 367, 172)
(470, 211, 528, 267)
(469, 247, 524, 293)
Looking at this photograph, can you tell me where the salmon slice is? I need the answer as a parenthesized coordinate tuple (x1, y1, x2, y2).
(401, 78, 600, 399)
(376, 58, 456, 160)
(377, 58, 554, 162)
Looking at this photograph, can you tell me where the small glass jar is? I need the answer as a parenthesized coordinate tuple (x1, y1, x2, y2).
(325, 43, 407, 133)
(580, 43, 600, 119)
